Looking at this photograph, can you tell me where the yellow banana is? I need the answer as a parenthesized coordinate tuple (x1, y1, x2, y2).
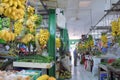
(0, 6, 4, 15)
(4, 9, 9, 16)
(9, 0, 13, 6)
(13, 1, 18, 8)
(8, 7, 12, 14)
(2, 0, 9, 3)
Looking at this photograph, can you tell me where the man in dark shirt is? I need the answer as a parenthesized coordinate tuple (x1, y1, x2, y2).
(73, 48, 77, 66)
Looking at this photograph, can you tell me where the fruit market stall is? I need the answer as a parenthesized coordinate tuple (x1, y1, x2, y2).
(0, 0, 60, 79)
(89, 1, 120, 79)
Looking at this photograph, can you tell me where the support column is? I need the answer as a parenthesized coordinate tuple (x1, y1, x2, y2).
(48, 9, 56, 77)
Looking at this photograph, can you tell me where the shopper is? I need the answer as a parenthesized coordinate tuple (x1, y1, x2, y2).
(73, 48, 78, 66)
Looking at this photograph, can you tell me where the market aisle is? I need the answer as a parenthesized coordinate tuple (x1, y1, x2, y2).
(70, 62, 98, 80)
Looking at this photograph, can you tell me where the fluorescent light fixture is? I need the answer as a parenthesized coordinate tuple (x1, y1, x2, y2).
(79, 1, 91, 7)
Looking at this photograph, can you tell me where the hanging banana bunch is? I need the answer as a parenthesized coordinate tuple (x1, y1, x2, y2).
(21, 33, 34, 44)
(101, 34, 108, 48)
(38, 29, 50, 48)
(27, 6, 35, 17)
(0, 0, 26, 20)
(14, 19, 24, 36)
(56, 38, 61, 48)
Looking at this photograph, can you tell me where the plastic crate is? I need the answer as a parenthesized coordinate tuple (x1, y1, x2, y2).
(26, 70, 42, 80)
(100, 72, 107, 80)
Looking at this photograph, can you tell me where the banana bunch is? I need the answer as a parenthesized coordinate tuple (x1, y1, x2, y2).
(38, 29, 50, 47)
(0, 29, 15, 42)
(21, 33, 34, 44)
(111, 20, 119, 36)
(79, 43, 83, 49)
(56, 38, 61, 48)
(85, 42, 90, 49)
(29, 14, 38, 22)
(89, 40, 94, 47)
(27, 6, 35, 17)
(14, 19, 24, 36)
(26, 15, 38, 33)
(26, 19, 36, 33)
(101, 34, 108, 47)
(0, 0, 26, 20)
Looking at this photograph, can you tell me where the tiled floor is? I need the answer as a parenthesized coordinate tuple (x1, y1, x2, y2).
(69, 63, 98, 80)
(69, 50, 98, 80)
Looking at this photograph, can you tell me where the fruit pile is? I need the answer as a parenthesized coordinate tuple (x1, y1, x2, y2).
(101, 34, 108, 47)
(56, 38, 61, 48)
(0, 0, 26, 20)
(0, 29, 15, 42)
(37, 74, 56, 80)
(38, 29, 50, 48)
(59, 70, 71, 79)
(21, 33, 34, 44)
(0, 70, 31, 80)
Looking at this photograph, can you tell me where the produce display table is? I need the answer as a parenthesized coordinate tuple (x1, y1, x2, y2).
(107, 65, 120, 80)
(13, 61, 54, 69)
(98, 64, 110, 80)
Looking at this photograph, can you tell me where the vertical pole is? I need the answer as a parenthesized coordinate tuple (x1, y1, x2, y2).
(63, 28, 69, 51)
(59, 29, 64, 56)
(48, 9, 56, 77)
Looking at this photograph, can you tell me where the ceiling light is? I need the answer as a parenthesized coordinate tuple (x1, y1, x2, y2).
(79, 1, 91, 7)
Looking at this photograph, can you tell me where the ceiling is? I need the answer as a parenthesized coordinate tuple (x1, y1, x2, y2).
(29, 0, 119, 39)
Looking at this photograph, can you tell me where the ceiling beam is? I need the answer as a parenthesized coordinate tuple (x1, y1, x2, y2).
(87, 0, 120, 35)
(39, 0, 49, 14)
(104, 9, 120, 12)
(95, 26, 111, 30)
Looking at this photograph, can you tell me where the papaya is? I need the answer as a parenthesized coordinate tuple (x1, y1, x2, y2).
(48, 77, 56, 80)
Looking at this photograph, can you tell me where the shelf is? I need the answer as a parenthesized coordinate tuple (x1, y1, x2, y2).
(13, 61, 54, 69)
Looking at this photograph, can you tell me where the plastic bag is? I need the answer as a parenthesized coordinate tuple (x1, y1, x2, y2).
(61, 56, 71, 72)
(57, 13, 66, 29)
(92, 57, 101, 76)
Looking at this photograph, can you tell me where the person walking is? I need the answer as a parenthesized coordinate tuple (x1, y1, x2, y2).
(73, 48, 78, 66)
